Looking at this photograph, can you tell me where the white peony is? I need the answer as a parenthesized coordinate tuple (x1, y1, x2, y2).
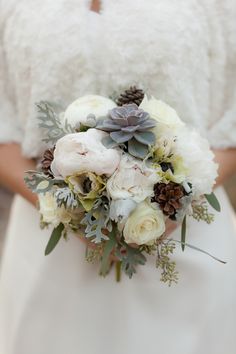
(123, 200, 165, 245)
(63, 95, 116, 127)
(39, 192, 72, 227)
(109, 199, 137, 225)
(174, 127, 218, 196)
(140, 95, 185, 137)
(51, 129, 121, 178)
(107, 154, 160, 203)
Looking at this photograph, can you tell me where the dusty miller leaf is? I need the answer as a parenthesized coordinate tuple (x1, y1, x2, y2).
(24, 171, 64, 194)
(54, 187, 78, 209)
(81, 197, 112, 243)
(116, 241, 146, 279)
(36, 101, 74, 144)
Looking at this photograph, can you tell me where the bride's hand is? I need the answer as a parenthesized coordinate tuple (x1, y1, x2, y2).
(163, 219, 179, 239)
(76, 218, 179, 261)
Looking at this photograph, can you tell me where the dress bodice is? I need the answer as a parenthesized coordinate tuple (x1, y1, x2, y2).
(0, 0, 236, 157)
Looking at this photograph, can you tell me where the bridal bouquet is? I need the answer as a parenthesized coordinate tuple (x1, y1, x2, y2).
(25, 86, 222, 284)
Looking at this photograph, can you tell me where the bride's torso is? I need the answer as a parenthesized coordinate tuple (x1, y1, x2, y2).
(0, 0, 229, 156)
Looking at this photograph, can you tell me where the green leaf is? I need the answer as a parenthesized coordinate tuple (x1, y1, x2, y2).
(99, 227, 117, 277)
(204, 192, 221, 212)
(181, 215, 187, 251)
(45, 223, 64, 255)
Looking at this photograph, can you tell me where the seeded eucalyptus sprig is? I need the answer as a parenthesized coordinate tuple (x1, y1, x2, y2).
(156, 239, 179, 286)
(192, 201, 214, 224)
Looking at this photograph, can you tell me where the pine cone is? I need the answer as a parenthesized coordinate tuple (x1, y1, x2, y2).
(151, 182, 185, 219)
(117, 86, 145, 106)
(41, 147, 55, 177)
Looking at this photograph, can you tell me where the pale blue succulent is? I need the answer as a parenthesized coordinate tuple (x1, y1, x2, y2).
(96, 104, 157, 158)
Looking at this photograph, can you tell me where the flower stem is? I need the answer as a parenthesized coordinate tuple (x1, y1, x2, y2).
(115, 261, 122, 282)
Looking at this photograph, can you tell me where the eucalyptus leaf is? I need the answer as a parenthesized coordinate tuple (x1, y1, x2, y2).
(100, 228, 117, 277)
(204, 192, 221, 212)
(181, 215, 187, 251)
(45, 223, 64, 255)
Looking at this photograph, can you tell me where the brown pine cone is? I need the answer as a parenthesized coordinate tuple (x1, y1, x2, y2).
(151, 182, 185, 219)
(41, 147, 55, 177)
(117, 86, 145, 106)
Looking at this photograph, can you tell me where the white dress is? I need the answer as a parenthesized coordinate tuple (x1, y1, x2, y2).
(0, 1, 236, 353)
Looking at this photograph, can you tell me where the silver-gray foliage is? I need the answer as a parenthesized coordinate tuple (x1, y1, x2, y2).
(54, 187, 78, 209)
(37, 101, 74, 144)
(81, 197, 112, 244)
(24, 171, 65, 194)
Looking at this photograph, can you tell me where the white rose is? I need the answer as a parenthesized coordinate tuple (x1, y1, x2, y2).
(51, 129, 121, 178)
(140, 95, 184, 137)
(123, 200, 165, 245)
(63, 95, 116, 126)
(39, 192, 72, 227)
(107, 154, 160, 203)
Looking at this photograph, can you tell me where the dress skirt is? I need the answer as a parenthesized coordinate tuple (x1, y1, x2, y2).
(0, 187, 236, 354)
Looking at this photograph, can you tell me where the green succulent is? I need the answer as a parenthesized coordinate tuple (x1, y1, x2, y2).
(96, 104, 157, 159)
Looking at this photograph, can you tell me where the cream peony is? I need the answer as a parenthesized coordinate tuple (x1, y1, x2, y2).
(63, 95, 116, 127)
(140, 95, 184, 137)
(39, 192, 72, 227)
(174, 128, 218, 196)
(106, 154, 160, 203)
(123, 200, 165, 245)
(51, 129, 121, 178)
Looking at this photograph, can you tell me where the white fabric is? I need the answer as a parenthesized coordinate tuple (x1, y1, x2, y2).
(1, 189, 236, 354)
(0, 1, 236, 353)
(0, 0, 236, 155)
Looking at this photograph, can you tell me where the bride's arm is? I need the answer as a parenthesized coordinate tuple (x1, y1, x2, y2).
(0, 143, 37, 206)
(213, 148, 236, 187)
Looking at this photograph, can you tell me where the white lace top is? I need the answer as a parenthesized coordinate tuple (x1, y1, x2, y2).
(0, 0, 236, 157)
